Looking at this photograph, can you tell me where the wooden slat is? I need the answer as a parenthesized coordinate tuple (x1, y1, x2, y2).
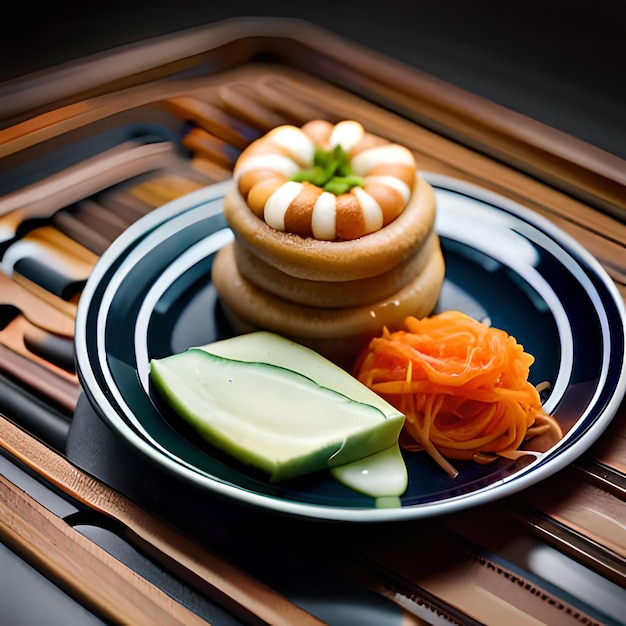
(0, 415, 326, 626)
(587, 406, 626, 477)
(513, 467, 626, 586)
(0, 142, 182, 233)
(0, 272, 75, 337)
(0, 18, 621, 214)
(0, 473, 208, 626)
(0, 341, 79, 413)
(347, 521, 604, 626)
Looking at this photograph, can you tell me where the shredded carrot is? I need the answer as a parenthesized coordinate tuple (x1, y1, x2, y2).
(354, 311, 563, 477)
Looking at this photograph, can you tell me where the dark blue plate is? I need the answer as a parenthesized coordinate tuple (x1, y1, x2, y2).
(74, 174, 626, 521)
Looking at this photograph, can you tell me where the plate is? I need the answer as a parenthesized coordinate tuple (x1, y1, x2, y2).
(74, 174, 626, 522)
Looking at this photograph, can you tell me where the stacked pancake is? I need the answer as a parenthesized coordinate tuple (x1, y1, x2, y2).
(212, 120, 445, 369)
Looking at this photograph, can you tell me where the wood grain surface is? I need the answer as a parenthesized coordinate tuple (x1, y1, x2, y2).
(0, 415, 326, 625)
(0, 20, 623, 624)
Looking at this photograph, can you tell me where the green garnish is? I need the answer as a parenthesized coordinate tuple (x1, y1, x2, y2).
(291, 145, 363, 194)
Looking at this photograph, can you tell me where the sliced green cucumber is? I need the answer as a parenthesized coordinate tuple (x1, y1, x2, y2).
(198, 331, 399, 420)
(150, 332, 405, 482)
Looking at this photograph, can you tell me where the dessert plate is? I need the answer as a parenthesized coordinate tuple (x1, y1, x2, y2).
(74, 174, 626, 522)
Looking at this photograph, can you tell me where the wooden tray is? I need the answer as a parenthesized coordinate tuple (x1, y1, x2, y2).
(0, 17, 624, 626)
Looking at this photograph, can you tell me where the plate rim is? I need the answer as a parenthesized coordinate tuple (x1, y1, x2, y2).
(75, 173, 626, 522)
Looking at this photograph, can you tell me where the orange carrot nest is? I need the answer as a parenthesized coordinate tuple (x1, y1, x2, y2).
(354, 310, 563, 477)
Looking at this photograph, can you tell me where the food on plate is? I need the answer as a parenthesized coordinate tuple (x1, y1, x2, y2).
(212, 119, 445, 368)
(150, 331, 407, 497)
(234, 120, 416, 240)
(354, 310, 563, 477)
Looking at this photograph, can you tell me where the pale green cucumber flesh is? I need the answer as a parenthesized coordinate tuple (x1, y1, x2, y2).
(198, 331, 399, 419)
(149, 333, 404, 482)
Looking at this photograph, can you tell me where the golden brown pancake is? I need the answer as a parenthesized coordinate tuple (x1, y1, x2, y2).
(232, 230, 441, 308)
(223, 175, 436, 282)
(212, 240, 445, 368)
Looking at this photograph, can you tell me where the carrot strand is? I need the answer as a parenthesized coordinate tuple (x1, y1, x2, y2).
(354, 311, 563, 476)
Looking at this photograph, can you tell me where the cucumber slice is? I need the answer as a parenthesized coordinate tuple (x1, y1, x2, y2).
(198, 331, 400, 419)
(150, 332, 405, 482)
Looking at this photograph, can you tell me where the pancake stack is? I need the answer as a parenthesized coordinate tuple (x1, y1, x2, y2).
(212, 120, 445, 369)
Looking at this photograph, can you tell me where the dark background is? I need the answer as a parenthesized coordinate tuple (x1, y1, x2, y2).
(1, 0, 625, 157)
